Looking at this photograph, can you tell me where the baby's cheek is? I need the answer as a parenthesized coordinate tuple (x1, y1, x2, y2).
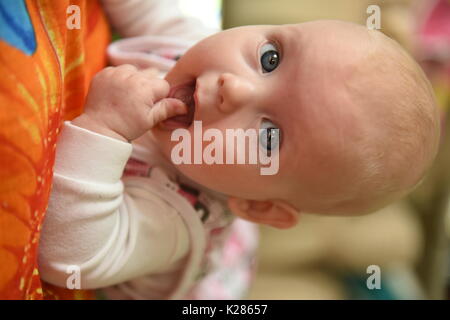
(154, 127, 265, 195)
(181, 163, 254, 195)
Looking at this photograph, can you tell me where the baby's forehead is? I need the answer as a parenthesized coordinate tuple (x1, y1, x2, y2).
(277, 21, 374, 53)
(272, 23, 303, 35)
(272, 21, 362, 36)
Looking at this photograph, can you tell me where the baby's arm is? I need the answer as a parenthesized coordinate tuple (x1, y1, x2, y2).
(38, 65, 189, 289)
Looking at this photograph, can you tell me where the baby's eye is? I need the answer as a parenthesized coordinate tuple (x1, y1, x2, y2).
(260, 43, 280, 73)
(259, 119, 281, 155)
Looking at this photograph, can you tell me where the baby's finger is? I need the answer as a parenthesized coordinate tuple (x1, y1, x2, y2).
(149, 98, 188, 125)
(140, 68, 160, 78)
(143, 78, 170, 103)
(116, 64, 138, 73)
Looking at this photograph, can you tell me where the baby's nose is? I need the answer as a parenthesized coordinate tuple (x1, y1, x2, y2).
(218, 73, 255, 113)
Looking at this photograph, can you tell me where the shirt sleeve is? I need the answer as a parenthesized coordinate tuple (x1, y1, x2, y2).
(100, 0, 218, 42)
(38, 121, 190, 289)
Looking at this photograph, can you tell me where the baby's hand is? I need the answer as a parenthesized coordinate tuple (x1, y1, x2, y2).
(72, 64, 187, 142)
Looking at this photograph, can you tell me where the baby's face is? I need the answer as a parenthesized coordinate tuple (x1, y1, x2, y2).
(151, 21, 429, 214)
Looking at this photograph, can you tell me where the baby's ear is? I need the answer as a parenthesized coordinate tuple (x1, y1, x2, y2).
(227, 197, 299, 229)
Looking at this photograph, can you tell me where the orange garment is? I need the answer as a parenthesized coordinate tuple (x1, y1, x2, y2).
(0, 0, 110, 299)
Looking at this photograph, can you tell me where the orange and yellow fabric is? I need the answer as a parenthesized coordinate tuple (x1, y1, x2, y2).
(0, 0, 110, 299)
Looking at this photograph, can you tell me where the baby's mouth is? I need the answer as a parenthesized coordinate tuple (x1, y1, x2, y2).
(161, 80, 196, 129)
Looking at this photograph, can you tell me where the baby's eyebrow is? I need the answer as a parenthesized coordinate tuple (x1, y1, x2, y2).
(272, 25, 305, 63)
(266, 31, 285, 55)
(247, 36, 262, 72)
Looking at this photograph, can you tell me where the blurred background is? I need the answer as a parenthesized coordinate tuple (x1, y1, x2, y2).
(182, 0, 450, 300)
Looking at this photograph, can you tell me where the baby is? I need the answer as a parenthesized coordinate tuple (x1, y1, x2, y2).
(38, 20, 440, 299)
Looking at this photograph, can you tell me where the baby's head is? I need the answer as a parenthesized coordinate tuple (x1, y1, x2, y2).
(152, 20, 440, 228)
